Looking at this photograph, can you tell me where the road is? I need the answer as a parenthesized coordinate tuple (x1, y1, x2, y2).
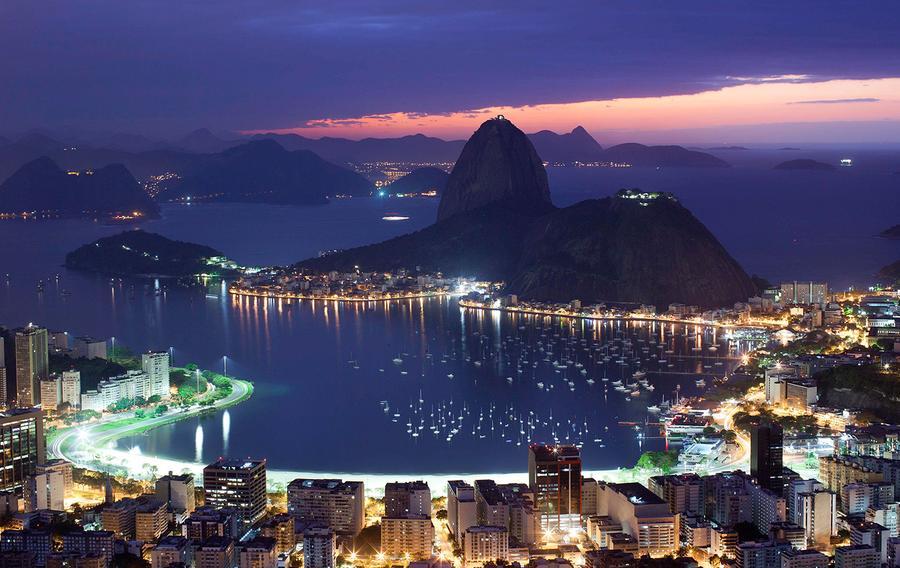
(48, 378, 252, 476)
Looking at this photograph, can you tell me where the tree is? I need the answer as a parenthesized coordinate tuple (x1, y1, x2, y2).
(147, 395, 162, 404)
(154, 405, 168, 416)
(635, 450, 680, 473)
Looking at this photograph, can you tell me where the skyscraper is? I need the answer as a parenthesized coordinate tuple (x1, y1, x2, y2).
(0, 407, 45, 492)
(4, 325, 49, 406)
(203, 458, 267, 531)
(528, 444, 582, 532)
(0, 336, 6, 405)
(751, 421, 784, 495)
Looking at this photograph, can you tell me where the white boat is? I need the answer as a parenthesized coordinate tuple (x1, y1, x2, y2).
(647, 405, 661, 413)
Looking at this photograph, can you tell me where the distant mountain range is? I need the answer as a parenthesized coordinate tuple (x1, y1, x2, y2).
(299, 118, 755, 308)
(602, 143, 728, 167)
(528, 126, 604, 162)
(774, 159, 836, 171)
(162, 140, 374, 205)
(0, 157, 158, 218)
(0, 126, 730, 184)
(0, 125, 729, 217)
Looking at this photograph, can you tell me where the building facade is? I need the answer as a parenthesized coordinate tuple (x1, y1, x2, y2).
(287, 478, 364, 536)
(203, 459, 267, 530)
(0, 408, 45, 492)
(528, 444, 581, 532)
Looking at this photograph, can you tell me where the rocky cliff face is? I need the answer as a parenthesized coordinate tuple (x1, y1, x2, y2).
(437, 117, 553, 222)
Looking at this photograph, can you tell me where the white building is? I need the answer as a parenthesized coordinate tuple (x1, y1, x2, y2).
(463, 526, 508, 568)
(81, 370, 151, 412)
(25, 471, 65, 512)
(601, 483, 678, 557)
(765, 365, 798, 404)
(39, 376, 62, 411)
(448, 480, 478, 546)
(61, 371, 81, 408)
(141, 351, 170, 399)
(380, 515, 434, 560)
(287, 479, 364, 536)
(797, 488, 836, 548)
(384, 481, 431, 518)
(72, 336, 107, 360)
(780, 549, 829, 568)
(156, 473, 196, 516)
(303, 527, 335, 568)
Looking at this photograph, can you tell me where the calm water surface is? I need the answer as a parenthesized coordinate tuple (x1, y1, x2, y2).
(0, 165, 896, 474)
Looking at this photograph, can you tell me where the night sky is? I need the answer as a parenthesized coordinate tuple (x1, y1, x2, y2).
(4, 1, 900, 141)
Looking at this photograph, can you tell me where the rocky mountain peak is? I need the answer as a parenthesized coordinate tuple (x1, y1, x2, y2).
(436, 117, 552, 222)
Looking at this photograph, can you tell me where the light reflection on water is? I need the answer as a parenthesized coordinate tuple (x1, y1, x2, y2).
(0, 178, 893, 474)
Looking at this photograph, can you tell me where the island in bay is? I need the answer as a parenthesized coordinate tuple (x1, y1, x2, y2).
(65, 229, 240, 277)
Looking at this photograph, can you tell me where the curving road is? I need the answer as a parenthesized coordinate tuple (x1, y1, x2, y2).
(49, 379, 253, 475)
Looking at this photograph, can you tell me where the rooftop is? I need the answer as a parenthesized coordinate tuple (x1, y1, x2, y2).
(529, 443, 581, 461)
(205, 458, 265, 471)
(288, 478, 363, 492)
(607, 482, 667, 506)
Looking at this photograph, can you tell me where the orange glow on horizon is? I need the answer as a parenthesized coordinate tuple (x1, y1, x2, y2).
(247, 77, 900, 141)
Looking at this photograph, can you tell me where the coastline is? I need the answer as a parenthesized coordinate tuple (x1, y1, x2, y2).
(48, 378, 253, 477)
(228, 285, 451, 303)
(47, 375, 821, 496)
(457, 299, 785, 330)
